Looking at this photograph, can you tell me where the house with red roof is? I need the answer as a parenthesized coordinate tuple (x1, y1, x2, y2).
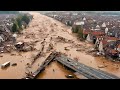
(83, 29, 91, 39)
(88, 30, 105, 44)
(96, 35, 118, 54)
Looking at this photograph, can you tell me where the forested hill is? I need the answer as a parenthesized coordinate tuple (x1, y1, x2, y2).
(0, 11, 19, 14)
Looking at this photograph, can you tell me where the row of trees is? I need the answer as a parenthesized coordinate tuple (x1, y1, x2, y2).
(11, 14, 33, 33)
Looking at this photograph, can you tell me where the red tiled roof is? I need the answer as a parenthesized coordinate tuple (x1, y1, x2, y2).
(110, 49, 118, 54)
(101, 40, 108, 46)
(91, 31, 105, 36)
(96, 36, 101, 38)
(83, 30, 91, 34)
(106, 36, 118, 41)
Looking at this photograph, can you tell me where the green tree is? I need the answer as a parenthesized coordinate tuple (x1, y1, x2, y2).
(72, 25, 81, 33)
(12, 22, 19, 33)
(11, 14, 32, 33)
(16, 16, 22, 29)
(78, 27, 83, 38)
(21, 15, 30, 24)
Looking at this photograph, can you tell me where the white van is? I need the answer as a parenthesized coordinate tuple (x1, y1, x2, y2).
(1, 61, 10, 68)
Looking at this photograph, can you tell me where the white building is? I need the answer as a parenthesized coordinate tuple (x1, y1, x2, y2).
(102, 22, 106, 27)
(98, 41, 104, 53)
(83, 17, 86, 21)
(74, 21, 85, 25)
(86, 34, 92, 42)
(105, 27, 108, 34)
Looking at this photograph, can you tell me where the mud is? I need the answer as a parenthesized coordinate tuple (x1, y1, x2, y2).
(0, 12, 120, 79)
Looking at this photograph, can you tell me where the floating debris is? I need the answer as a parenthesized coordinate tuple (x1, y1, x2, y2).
(98, 65, 107, 68)
(11, 63, 17, 66)
(64, 47, 70, 51)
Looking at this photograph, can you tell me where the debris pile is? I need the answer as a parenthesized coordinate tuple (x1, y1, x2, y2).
(47, 43, 54, 51)
(0, 44, 13, 53)
(14, 42, 35, 52)
(64, 47, 70, 51)
(56, 36, 74, 43)
(98, 65, 107, 68)
(86, 48, 98, 55)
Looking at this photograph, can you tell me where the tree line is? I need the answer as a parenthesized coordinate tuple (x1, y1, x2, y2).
(11, 14, 33, 33)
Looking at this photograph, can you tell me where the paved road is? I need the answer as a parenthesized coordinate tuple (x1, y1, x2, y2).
(55, 54, 119, 79)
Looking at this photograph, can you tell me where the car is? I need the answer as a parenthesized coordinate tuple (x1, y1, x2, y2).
(67, 59, 71, 62)
(32, 74, 36, 77)
(65, 75, 74, 78)
(25, 78, 30, 79)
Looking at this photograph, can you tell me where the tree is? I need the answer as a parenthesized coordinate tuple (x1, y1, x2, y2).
(21, 15, 30, 24)
(78, 27, 83, 38)
(72, 25, 81, 33)
(67, 21, 71, 26)
(12, 22, 19, 33)
(11, 14, 33, 33)
(16, 16, 22, 29)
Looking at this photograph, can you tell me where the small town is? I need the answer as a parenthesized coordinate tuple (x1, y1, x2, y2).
(0, 11, 120, 79)
(45, 11, 120, 61)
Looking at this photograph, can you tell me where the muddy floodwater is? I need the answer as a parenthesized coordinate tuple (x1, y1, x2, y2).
(0, 12, 120, 79)
(37, 61, 78, 79)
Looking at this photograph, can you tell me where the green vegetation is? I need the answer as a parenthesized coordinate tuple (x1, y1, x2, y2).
(72, 25, 84, 40)
(67, 21, 71, 26)
(11, 14, 33, 33)
(16, 16, 22, 29)
(72, 25, 80, 33)
(21, 15, 30, 24)
(78, 27, 83, 38)
(12, 22, 19, 33)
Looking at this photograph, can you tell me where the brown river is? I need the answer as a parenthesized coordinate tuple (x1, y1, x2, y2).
(0, 12, 120, 79)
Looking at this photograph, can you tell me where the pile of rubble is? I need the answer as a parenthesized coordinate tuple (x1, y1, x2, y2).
(85, 47, 107, 57)
(0, 14, 18, 53)
(56, 36, 74, 43)
(0, 42, 14, 53)
(47, 43, 54, 52)
(14, 42, 36, 52)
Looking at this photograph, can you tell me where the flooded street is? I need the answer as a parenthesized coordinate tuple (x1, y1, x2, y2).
(0, 12, 120, 79)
